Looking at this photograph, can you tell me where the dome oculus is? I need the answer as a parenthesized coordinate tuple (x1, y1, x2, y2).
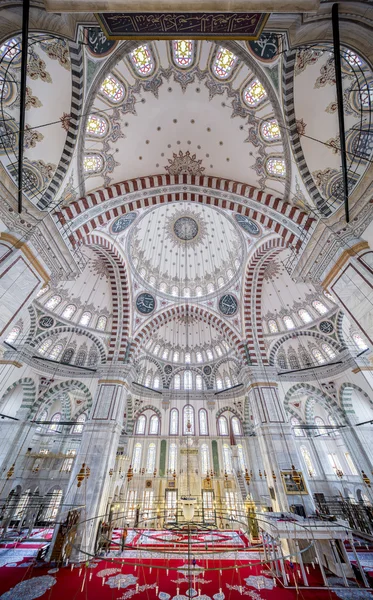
(174, 216, 199, 241)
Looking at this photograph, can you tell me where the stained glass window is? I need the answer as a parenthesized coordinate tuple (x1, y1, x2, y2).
(223, 444, 233, 474)
(200, 443, 210, 475)
(212, 47, 238, 79)
(322, 343, 336, 359)
(45, 295, 61, 310)
(266, 157, 286, 178)
(312, 300, 327, 315)
(344, 48, 363, 68)
(290, 416, 304, 437)
(73, 414, 86, 434)
(183, 404, 195, 435)
(173, 374, 181, 390)
(83, 154, 103, 174)
(130, 45, 155, 77)
(153, 344, 160, 356)
(173, 350, 179, 362)
(146, 443, 156, 473)
(170, 408, 178, 435)
(300, 446, 316, 476)
(38, 338, 53, 355)
(218, 416, 229, 436)
(49, 412, 61, 433)
(261, 118, 280, 142)
(283, 315, 295, 330)
(312, 348, 326, 364)
(216, 377, 223, 390)
(0, 38, 21, 61)
(62, 304, 76, 319)
(5, 326, 20, 344)
(196, 375, 203, 390)
(237, 444, 246, 473)
(136, 414, 146, 435)
(172, 40, 194, 68)
(149, 414, 159, 434)
(216, 345, 223, 357)
(352, 332, 368, 351)
(49, 343, 63, 360)
(314, 416, 325, 436)
(196, 351, 203, 363)
(143, 489, 154, 519)
(153, 375, 160, 389)
(184, 370, 192, 390)
(185, 351, 191, 363)
(168, 443, 177, 472)
(268, 319, 278, 333)
(100, 74, 125, 102)
(299, 309, 312, 324)
(86, 114, 107, 137)
(243, 78, 267, 107)
(232, 417, 241, 436)
(162, 348, 169, 360)
(345, 452, 358, 475)
(199, 409, 208, 435)
(79, 311, 92, 326)
(132, 443, 142, 473)
(359, 82, 373, 109)
(278, 352, 287, 370)
(96, 316, 107, 330)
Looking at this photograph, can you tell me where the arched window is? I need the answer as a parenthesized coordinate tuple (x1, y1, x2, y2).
(45, 295, 62, 310)
(0, 38, 20, 61)
(62, 304, 76, 319)
(79, 312, 92, 327)
(215, 345, 223, 357)
(185, 351, 191, 363)
(218, 416, 229, 436)
(83, 154, 103, 174)
(344, 48, 363, 68)
(168, 443, 177, 472)
(237, 444, 246, 473)
(172, 40, 194, 68)
(36, 285, 49, 298)
(136, 414, 146, 435)
(86, 114, 107, 137)
(312, 348, 325, 364)
(130, 45, 155, 77)
(212, 47, 238, 79)
(290, 416, 304, 437)
(260, 118, 280, 141)
(132, 443, 142, 473)
(183, 405, 195, 435)
(268, 319, 278, 333)
(96, 316, 107, 330)
(162, 348, 169, 360)
(173, 374, 181, 390)
(49, 343, 63, 360)
(36, 409, 48, 432)
(196, 375, 203, 390)
(352, 333, 368, 351)
(153, 345, 160, 356)
(44, 490, 62, 521)
(299, 309, 312, 324)
(87, 347, 99, 367)
(61, 347, 74, 364)
(314, 416, 325, 436)
(38, 338, 53, 355)
(73, 413, 86, 434)
(300, 446, 316, 476)
(199, 409, 208, 435)
(231, 416, 242, 436)
(200, 443, 210, 475)
(225, 376, 231, 388)
(288, 351, 300, 370)
(266, 157, 286, 178)
(216, 377, 223, 390)
(146, 443, 156, 473)
(277, 352, 287, 370)
(173, 350, 179, 362)
(149, 414, 159, 435)
(169, 408, 178, 435)
(184, 370, 192, 390)
(196, 352, 203, 363)
(299, 348, 312, 367)
(153, 375, 160, 389)
(283, 315, 295, 330)
(243, 78, 267, 107)
(49, 413, 61, 433)
(222, 444, 232, 474)
(100, 74, 125, 103)
(312, 300, 327, 315)
(322, 343, 336, 359)
(5, 326, 20, 344)
(206, 349, 213, 361)
(75, 349, 86, 367)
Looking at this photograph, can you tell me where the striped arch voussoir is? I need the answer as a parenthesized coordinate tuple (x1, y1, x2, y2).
(31, 380, 92, 418)
(284, 383, 346, 424)
(269, 330, 342, 366)
(0, 377, 36, 415)
(339, 382, 373, 416)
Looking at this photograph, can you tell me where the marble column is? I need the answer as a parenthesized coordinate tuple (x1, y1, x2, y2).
(63, 371, 130, 559)
(241, 367, 315, 514)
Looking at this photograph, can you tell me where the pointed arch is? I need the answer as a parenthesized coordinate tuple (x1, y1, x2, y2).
(0, 377, 37, 415)
(284, 383, 346, 425)
(31, 380, 92, 419)
(29, 326, 107, 363)
(269, 330, 343, 366)
(339, 382, 373, 417)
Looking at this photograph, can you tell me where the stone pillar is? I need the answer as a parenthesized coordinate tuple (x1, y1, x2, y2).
(0, 233, 49, 339)
(322, 240, 373, 345)
(241, 367, 315, 514)
(63, 371, 130, 559)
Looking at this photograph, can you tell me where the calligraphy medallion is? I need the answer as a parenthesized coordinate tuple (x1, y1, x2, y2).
(136, 292, 156, 314)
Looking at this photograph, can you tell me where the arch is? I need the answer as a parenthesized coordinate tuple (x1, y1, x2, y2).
(31, 380, 92, 419)
(284, 383, 346, 425)
(167, 365, 209, 390)
(55, 174, 315, 250)
(269, 330, 343, 366)
(135, 356, 166, 387)
(133, 404, 162, 422)
(339, 382, 373, 417)
(0, 377, 37, 415)
(215, 405, 244, 424)
(29, 326, 106, 363)
(130, 305, 246, 362)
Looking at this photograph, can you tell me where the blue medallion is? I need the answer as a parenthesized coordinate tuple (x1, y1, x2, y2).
(219, 294, 238, 316)
(111, 212, 136, 233)
(235, 214, 260, 235)
(136, 292, 155, 314)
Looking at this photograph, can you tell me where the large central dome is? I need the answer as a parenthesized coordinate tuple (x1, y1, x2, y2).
(126, 202, 246, 298)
